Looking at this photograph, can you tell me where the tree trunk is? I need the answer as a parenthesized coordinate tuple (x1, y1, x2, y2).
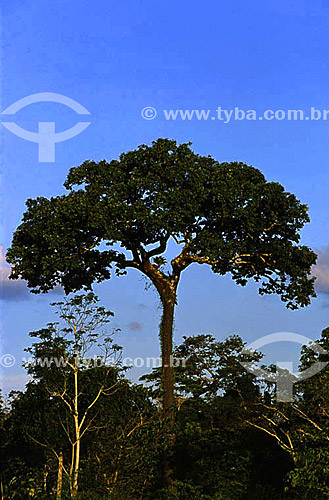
(142, 261, 178, 489)
(159, 295, 176, 488)
(160, 297, 175, 416)
(56, 452, 63, 500)
(71, 429, 80, 498)
(71, 336, 80, 499)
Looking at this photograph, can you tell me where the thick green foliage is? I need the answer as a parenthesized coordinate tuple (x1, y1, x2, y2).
(7, 139, 316, 309)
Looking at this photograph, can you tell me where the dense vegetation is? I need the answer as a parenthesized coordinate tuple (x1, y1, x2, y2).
(1, 293, 329, 499)
(2, 140, 323, 498)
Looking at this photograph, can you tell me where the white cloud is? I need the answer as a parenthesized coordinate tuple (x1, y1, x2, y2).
(0, 245, 31, 300)
(312, 246, 329, 293)
(0, 373, 31, 396)
(0, 245, 66, 301)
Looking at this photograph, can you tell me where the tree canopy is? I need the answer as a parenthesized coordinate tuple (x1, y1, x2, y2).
(7, 138, 316, 309)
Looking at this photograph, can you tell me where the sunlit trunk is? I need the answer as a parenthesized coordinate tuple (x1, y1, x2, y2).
(71, 331, 80, 498)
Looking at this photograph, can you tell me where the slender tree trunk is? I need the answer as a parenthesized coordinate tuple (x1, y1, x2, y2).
(56, 452, 63, 500)
(71, 334, 80, 498)
(71, 427, 80, 498)
(69, 443, 75, 494)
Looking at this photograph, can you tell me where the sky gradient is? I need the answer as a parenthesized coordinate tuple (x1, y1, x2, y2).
(2, 0, 329, 393)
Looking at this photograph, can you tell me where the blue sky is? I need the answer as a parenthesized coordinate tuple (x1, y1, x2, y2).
(2, 0, 329, 392)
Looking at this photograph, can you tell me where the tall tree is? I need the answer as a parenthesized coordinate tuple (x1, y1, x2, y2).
(7, 138, 317, 482)
(24, 292, 122, 498)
